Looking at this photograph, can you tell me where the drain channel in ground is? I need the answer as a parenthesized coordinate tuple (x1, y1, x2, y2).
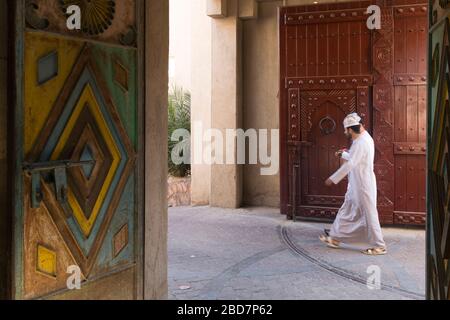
(278, 225, 424, 300)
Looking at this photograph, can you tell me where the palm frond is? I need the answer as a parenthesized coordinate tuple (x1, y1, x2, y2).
(168, 85, 191, 177)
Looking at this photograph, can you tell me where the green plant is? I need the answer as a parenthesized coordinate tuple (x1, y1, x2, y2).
(168, 86, 191, 177)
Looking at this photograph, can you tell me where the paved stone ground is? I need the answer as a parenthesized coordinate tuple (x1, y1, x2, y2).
(169, 206, 425, 300)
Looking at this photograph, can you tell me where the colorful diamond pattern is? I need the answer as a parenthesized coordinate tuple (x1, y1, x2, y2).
(31, 45, 135, 276)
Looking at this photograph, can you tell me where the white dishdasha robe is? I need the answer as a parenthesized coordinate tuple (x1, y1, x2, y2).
(328, 131, 386, 248)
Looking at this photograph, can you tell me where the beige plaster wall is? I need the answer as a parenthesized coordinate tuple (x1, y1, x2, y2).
(242, 0, 282, 207)
(210, 0, 243, 208)
(169, 0, 192, 90)
(191, 0, 212, 206)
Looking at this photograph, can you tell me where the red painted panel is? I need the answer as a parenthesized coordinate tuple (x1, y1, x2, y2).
(406, 17, 419, 74)
(394, 86, 407, 142)
(297, 25, 307, 77)
(407, 85, 419, 142)
(328, 24, 339, 75)
(307, 24, 318, 76)
(418, 85, 427, 143)
(349, 21, 361, 75)
(286, 26, 298, 78)
(338, 22, 350, 75)
(318, 23, 328, 75)
(394, 17, 407, 73)
(395, 155, 408, 211)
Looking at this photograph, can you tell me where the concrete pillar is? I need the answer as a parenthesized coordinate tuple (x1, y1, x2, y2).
(239, 0, 258, 20)
(207, 0, 228, 17)
(209, 0, 243, 208)
(144, 0, 169, 300)
(0, 0, 8, 300)
(191, 0, 212, 206)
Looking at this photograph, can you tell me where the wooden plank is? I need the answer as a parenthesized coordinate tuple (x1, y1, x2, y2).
(297, 25, 307, 77)
(143, 0, 169, 299)
(418, 85, 427, 143)
(328, 23, 339, 75)
(395, 86, 407, 142)
(286, 26, 297, 78)
(394, 17, 407, 74)
(406, 85, 419, 143)
(395, 155, 407, 212)
(306, 24, 317, 77)
(317, 23, 328, 75)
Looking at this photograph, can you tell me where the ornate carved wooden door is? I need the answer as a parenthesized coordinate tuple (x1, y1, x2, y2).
(13, 0, 143, 299)
(280, 1, 374, 221)
(280, 1, 428, 226)
(298, 87, 373, 220)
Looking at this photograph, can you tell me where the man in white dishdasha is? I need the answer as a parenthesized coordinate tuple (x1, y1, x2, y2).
(320, 113, 387, 256)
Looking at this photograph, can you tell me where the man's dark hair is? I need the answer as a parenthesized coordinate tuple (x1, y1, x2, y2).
(348, 124, 362, 134)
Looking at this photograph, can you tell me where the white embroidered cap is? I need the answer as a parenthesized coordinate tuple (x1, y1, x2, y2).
(343, 113, 362, 128)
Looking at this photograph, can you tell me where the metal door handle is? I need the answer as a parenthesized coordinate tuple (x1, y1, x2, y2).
(23, 160, 95, 209)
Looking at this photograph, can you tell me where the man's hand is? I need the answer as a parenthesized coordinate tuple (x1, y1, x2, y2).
(325, 178, 334, 187)
(335, 148, 348, 158)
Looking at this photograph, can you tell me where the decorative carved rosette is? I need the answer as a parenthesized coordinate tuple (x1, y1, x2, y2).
(59, 0, 116, 35)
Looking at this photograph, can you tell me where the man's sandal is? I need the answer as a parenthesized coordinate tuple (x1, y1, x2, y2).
(362, 247, 387, 256)
(319, 234, 340, 249)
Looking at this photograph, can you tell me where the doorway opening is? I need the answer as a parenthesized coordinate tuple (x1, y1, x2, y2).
(168, 0, 427, 300)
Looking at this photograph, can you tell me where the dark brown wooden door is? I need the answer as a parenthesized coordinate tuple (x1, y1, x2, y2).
(298, 88, 370, 220)
(280, 0, 428, 226)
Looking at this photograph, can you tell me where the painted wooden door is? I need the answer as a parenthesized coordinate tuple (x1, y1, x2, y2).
(427, 0, 450, 300)
(280, 0, 428, 226)
(14, 0, 142, 299)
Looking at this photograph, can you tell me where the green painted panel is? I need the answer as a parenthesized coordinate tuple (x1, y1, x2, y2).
(92, 45, 138, 147)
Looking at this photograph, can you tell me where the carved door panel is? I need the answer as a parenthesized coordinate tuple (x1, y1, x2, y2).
(299, 90, 357, 219)
(14, 0, 142, 299)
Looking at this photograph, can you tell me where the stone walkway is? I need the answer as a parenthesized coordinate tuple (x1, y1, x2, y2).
(169, 206, 425, 300)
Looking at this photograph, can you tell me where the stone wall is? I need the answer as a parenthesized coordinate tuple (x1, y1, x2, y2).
(168, 177, 192, 207)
